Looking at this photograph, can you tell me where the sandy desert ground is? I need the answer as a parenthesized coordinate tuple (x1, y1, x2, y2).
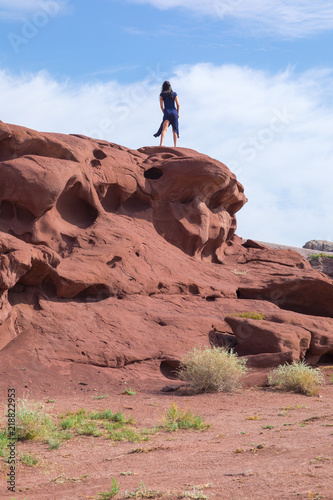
(1, 365, 333, 500)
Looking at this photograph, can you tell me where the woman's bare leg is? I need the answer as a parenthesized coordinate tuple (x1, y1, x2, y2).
(160, 120, 169, 146)
(173, 129, 178, 147)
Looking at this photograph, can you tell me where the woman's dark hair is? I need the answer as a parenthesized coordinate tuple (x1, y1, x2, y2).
(161, 81, 173, 97)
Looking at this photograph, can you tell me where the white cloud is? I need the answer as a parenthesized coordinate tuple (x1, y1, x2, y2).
(124, 0, 333, 37)
(0, 63, 332, 247)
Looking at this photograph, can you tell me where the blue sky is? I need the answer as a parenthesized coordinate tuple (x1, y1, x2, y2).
(2, 1, 333, 81)
(0, 0, 333, 247)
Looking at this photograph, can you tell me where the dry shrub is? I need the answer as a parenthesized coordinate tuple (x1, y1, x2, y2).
(16, 399, 56, 441)
(268, 360, 324, 396)
(162, 402, 209, 432)
(178, 346, 248, 393)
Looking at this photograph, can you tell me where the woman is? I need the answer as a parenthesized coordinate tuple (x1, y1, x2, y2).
(154, 81, 180, 147)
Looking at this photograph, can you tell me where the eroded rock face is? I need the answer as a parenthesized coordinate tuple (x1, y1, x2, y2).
(0, 121, 333, 390)
(0, 122, 246, 263)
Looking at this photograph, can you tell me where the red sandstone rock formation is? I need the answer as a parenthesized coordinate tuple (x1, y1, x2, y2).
(0, 121, 332, 389)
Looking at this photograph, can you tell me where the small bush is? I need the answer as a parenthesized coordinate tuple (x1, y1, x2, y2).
(268, 360, 324, 396)
(124, 480, 162, 498)
(57, 407, 156, 443)
(230, 311, 265, 320)
(89, 410, 132, 424)
(77, 422, 101, 437)
(162, 403, 209, 432)
(107, 427, 150, 442)
(308, 253, 333, 261)
(96, 477, 119, 499)
(178, 346, 248, 393)
(122, 388, 136, 396)
(180, 489, 208, 499)
(48, 436, 62, 450)
(16, 399, 57, 441)
(0, 431, 9, 458)
(60, 408, 86, 430)
(20, 453, 38, 466)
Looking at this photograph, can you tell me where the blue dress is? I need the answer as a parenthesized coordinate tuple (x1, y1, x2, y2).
(154, 91, 179, 138)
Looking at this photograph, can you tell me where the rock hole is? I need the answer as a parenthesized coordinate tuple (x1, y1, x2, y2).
(189, 284, 200, 295)
(121, 192, 151, 214)
(101, 184, 123, 212)
(93, 149, 107, 160)
(34, 300, 42, 311)
(158, 321, 167, 326)
(135, 251, 140, 257)
(144, 167, 163, 180)
(236, 289, 241, 299)
(180, 197, 193, 204)
(226, 226, 235, 241)
(208, 188, 228, 211)
(76, 284, 109, 302)
(60, 234, 78, 255)
(56, 183, 98, 229)
(15, 232, 33, 244)
(206, 295, 217, 302)
(160, 360, 181, 380)
(107, 256, 122, 268)
(42, 276, 57, 297)
(8, 285, 26, 307)
(318, 352, 333, 364)
(158, 282, 164, 290)
(91, 159, 101, 168)
(0, 200, 14, 221)
(16, 204, 36, 224)
(209, 330, 237, 350)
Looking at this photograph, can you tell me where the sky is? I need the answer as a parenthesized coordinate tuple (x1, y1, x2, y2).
(0, 0, 332, 247)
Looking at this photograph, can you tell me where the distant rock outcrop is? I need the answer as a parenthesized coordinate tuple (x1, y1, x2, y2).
(308, 254, 333, 280)
(0, 121, 333, 390)
(303, 240, 333, 252)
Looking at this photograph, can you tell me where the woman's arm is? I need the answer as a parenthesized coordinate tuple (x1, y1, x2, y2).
(159, 96, 164, 113)
(175, 96, 180, 117)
